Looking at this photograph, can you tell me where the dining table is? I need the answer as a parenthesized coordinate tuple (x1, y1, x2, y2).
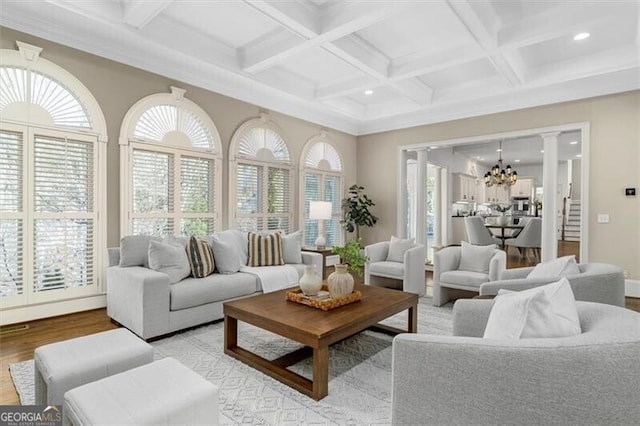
(485, 224, 524, 249)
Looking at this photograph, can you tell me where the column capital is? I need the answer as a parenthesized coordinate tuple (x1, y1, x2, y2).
(540, 131, 561, 141)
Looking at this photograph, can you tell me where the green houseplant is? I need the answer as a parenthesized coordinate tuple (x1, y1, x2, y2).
(331, 237, 368, 277)
(341, 184, 378, 240)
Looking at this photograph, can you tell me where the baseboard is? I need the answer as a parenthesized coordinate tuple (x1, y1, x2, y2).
(625, 279, 640, 298)
(0, 295, 106, 325)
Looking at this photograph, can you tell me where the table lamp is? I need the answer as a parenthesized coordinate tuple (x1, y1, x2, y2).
(309, 201, 332, 250)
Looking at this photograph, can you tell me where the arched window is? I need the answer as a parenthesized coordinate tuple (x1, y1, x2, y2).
(0, 42, 107, 313)
(300, 133, 344, 247)
(229, 115, 293, 232)
(119, 87, 222, 237)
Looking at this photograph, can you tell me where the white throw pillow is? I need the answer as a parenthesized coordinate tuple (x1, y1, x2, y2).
(458, 241, 496, 273)
(484, 277, 581, 339)
(210, 234, 243, 274)
(147, 238, 191, 284)
(527, 255, 581, 279)
(386, 236, 415, 262)
(281, 230, 303, 264)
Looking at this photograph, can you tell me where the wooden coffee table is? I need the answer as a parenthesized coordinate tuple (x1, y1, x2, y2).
(224, 284, 418, 400)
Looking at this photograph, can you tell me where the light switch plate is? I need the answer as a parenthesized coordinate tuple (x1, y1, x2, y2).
(597, 214, 610, 224)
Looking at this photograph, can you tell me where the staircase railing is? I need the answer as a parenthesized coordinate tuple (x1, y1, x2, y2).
(561, 197, 567, 241)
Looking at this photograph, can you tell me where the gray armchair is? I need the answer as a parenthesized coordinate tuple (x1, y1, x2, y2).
(504, 217, 542, 259)
(364, 241, 426, 296)
(432, 245, 505, 306)
(464, 216, 500, 246)
(391, 299, 640, 425)
(479, 262, 625, 307)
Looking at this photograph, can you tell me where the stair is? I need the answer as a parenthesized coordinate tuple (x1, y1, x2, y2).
(564, 200, 581, 242)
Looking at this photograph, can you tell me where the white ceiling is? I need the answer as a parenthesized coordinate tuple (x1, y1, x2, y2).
(2, 0, 639, 136)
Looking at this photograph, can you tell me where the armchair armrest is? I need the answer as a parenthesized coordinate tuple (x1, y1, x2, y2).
(487, 249, 506, 281)
(364, 241, 389, 262)
(479, 277, 556, 296)
(391, 331, 640, 425)
(433, 246, 461, 275)
(403, 244, 426, 296)
(106, 266, 171, 339)
(499, 266, 534, 280)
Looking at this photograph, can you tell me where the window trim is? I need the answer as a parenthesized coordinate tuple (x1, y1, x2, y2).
(119, 88, 222, 237)
(299, 133, 345, 247)
(229, 115, 294, 232)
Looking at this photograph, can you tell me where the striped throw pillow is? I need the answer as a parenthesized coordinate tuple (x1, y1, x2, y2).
(186, 236, 215, 278)
(248, 232, 284, 267)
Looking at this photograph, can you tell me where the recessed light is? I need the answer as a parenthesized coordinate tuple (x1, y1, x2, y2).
(573, 32, 590, 41)
(569, 141, 578, 145)
(364, 89, 373, 95)
(576, 154, 582, 158)
(540, 150, 544, 153)
(496, 148, 502, 152)
(514, 159, 521, 163)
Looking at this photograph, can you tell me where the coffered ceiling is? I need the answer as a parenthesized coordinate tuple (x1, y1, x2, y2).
(2, 0, 639, 135)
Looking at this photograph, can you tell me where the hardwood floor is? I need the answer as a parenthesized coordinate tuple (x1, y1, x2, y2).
(1, 241, 635, 406)
(1, 309, 117, 405)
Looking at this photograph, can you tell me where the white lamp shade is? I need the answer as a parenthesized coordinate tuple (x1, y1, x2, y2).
(309, 201, 332, 220)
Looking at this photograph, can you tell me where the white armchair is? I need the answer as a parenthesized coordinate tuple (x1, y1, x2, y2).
(433, 244, 505, 306)
(364, 241, 426, 296)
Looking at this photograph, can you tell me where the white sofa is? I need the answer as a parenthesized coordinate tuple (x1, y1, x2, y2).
(107, 232, 322, 339)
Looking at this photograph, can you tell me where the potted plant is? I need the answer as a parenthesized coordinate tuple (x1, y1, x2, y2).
(341, 184, 378, 240)
(331, 237, 368, 277)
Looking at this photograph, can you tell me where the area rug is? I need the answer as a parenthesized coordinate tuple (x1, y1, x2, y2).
(10, 296, 453, 425)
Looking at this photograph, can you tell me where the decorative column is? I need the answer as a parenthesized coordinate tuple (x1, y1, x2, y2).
(541, 131, 560, 261)
(416, 149, 428, 248)
(397, 149, 409, 238)
(433, 166, 442, 248)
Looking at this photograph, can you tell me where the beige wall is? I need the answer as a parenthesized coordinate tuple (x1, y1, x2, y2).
(0, 27, 358, 247)
(357, 91, 640, 279)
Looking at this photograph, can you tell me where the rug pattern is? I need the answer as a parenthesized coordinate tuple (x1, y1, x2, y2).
(10, 297, 453, 425)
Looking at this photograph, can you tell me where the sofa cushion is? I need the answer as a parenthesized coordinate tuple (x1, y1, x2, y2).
(386, 236, 415, 263)
(148, 239, 190, 284)
(210, 233, 244, 274)
(170, 272, 257, 311)
(119, 235, 161, 267)
(281, 230, 303, 264)
(248, 232, 284, 267)
(186, 236, 215, 278)
(440, 270, 489, 288)
(369, 261, 405, 278)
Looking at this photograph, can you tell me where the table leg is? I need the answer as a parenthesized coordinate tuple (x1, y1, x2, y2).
(312, 345, 329, 400)
(408, 305, 417, 333)
(224, 315, 237, 350)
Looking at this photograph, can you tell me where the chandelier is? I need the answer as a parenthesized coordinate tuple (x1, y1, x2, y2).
(484, 140, 517, 187)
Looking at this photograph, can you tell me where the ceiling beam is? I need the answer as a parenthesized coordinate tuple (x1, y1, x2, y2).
(240, 0, 406, 74)
(121, 0, 173, 29)
(446, 0, 525, 87)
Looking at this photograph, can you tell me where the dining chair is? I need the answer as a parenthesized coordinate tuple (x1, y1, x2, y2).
(504, 217, 542, 259)
(464, 216, 501, 246)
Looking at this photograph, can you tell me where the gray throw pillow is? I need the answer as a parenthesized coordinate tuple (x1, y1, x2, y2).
(281, 230, 303, 264)
(147, 239, 191, 284)
(211, 230, 248, 266)
(210, 234, 243, 274)
(386, 236, 415, 262)
(119, 235, 161, 267)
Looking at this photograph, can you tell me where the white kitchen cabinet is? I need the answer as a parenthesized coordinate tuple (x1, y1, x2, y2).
(511, 178, 533, 198)
(452, 173, 478, 202)
(482, 184, 509, 204)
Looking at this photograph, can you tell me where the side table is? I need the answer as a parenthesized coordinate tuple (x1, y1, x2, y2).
(301, 247, 334, 280)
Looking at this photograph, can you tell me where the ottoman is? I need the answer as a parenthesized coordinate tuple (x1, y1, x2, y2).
(63, 358, 219, 425)
(35, 328, 153, 405)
